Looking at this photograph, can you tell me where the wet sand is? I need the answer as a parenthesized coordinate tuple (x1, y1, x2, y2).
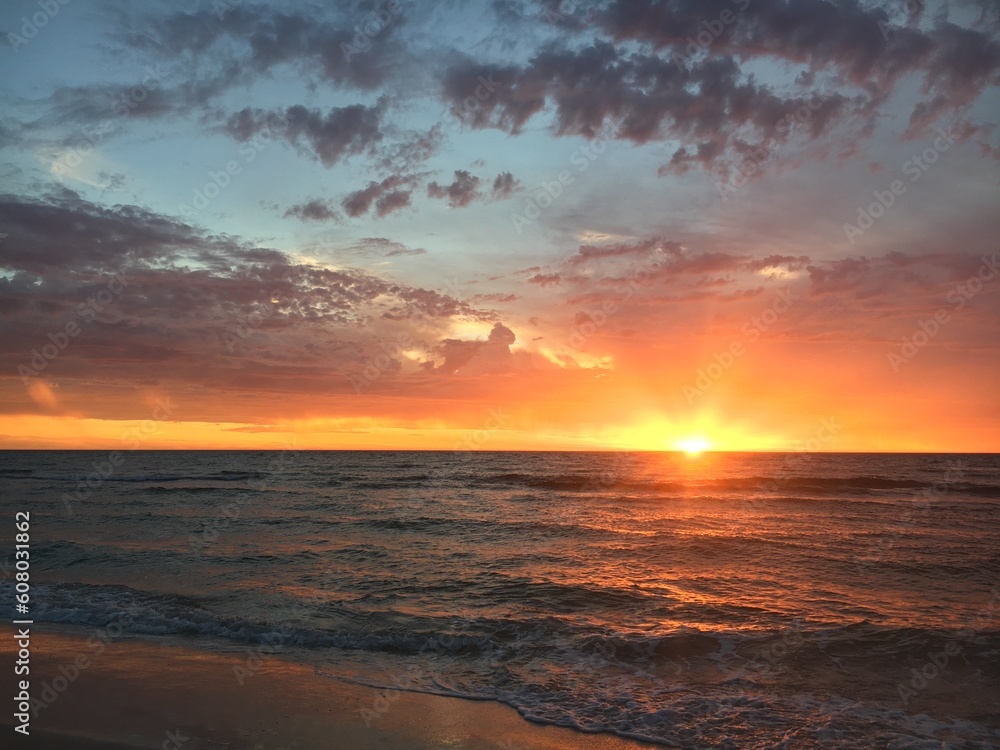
(2, 626, 668, 749)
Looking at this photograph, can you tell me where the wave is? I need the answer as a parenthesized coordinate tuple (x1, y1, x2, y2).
(351, 515, 618, 542)
(12, 581, 998, 664)
(465, 472, 1000, 497)
(23, 471, 273, 483)
(328, 669, 1000, 749)
(468, 472, 684, 493)
(7, 580, 999, 748)
(740, 476, 1000, 496)
(12, 463, 1000, 499)
(1, 581, 500, 656)
(143, 485, 244, 494)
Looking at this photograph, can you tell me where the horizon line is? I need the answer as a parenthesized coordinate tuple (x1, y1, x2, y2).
(1, 448, 997, 454)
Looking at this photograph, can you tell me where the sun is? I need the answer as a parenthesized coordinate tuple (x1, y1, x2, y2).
(675, 436, 710, 456)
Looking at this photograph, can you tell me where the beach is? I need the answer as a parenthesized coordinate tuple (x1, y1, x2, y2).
(3, 626, 664, 749)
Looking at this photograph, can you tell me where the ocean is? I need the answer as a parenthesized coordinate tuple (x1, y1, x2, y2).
(2, 450, 999, 748)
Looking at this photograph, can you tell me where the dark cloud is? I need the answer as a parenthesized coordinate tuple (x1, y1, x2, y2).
(472, 292, 518, 303)
(659, 139, 727, 177)
(0, 189, 262, 274)
(442, 58, 540, 134)
(441, 2, 999, 174)
(334, 237, 426, 258)
(42, 77, 175, 126)
(17, 0, 415, 159)
(597, 0, 1000, 138)
(434, 322, 517, 375)
(96, 171, 128, 192)
(549, 233, 1000, 316)
(424, 169, 519, 207)
(528, 273, 562, 286)
(12, 0, 998, 202)
(441, 40, 858, 175)
(223, 100, 387, 167)
(570, 237, 682, 266)
(374, 124, 445, 172)
(342, 175, 415, 218)
(427, 170, 482, 208)
(284, 199, 342, 223)
(0, 194, 497, 400)
(489, 0, 587, 28)
(491, 0, 526, 25)
(904, 22, 1000, 134)
(806, 256, 873, 295)
(381, 288, 487, 321)
(119, 5, 408, 93)
(488, 321, 516, 345)
(659, 251, 745, 277)
(385, 246, 426, 257)
(370, 237, 427, 258)
(491, 171, 520, 198)
(5, 68, 244, 155)
(374, 189, 412, 217)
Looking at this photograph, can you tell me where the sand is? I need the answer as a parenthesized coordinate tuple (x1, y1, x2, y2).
(2, 626, 669, 749)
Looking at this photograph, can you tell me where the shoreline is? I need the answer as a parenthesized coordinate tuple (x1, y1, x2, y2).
(2, 625, 669, 749)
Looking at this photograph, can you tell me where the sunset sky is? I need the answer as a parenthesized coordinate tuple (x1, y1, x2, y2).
(1, 0, 998, 451)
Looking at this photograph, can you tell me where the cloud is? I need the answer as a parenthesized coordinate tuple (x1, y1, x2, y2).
(0, 188, 264, 274)
(425, 170, 520, 207)
(491, 171, 520, 198)
(570, 237, 682, 266)
(659, 139, 728, 177)
(440, 3, 1000, 174)
(375, 124, 445, 172)
(0, 193, 504, 410)
(284, 199, 342, 222)
(441, 41, 858, 173)
(118, 5, 409, 93)
(384, 247, 427, 258)
(370, 237, 427, 258)
(805, 256, 873, 295)
(427, 170, 482, 208)
(745, 255, 810, 273)
(472, 292, 519, 303)
(434, 322, 518, 375)
(599, 0, 1000, 140)
(223, 100, 387, 167)
(342, 174, 416, 218)
(332, 237, 427, 258)
(528, 273, 562, 286)
(373, 190, 412, 217)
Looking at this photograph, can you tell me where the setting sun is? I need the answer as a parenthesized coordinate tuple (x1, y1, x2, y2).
(676, 436, 711, 455)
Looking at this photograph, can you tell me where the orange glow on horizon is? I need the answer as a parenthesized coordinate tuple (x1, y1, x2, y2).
(0, 413, 931, 452)
(0, 414, 757, 451)
(2, 368, 998, 452)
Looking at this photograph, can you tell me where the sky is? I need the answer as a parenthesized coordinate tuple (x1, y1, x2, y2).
(0, 0, 998, 451)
